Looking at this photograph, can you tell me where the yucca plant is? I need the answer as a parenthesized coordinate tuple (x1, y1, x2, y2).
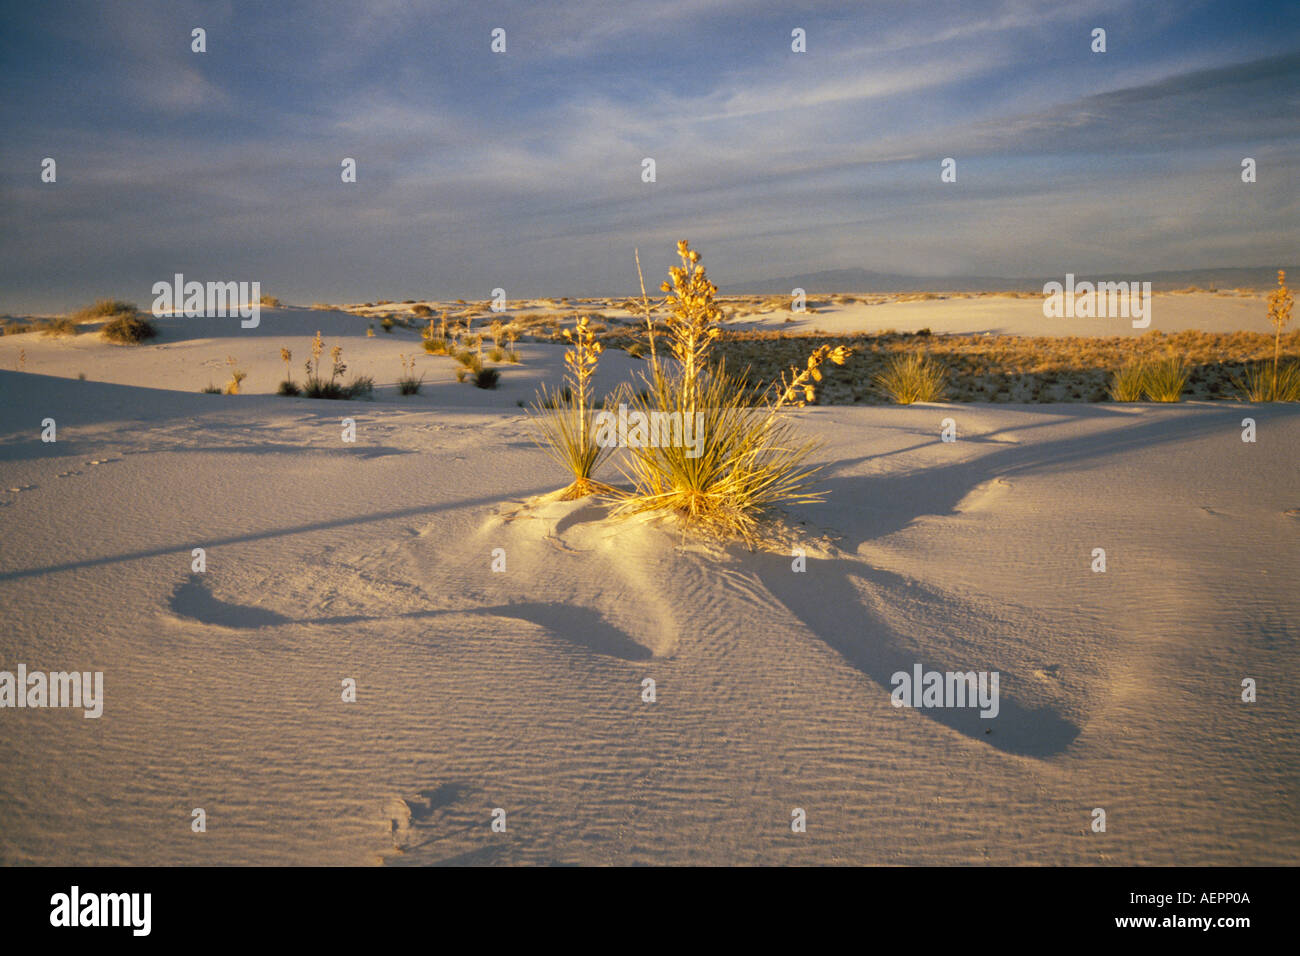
(1259, 269, 1296, 401)
(1143, 353, 1189, 402)
(397, 353, 425, 395)
(223, 356, 247, 395)
(528, 315, 614, 498)
(612, 240, 850, 544)
(1107, 360, 1146, 402)
(874, 351, 947, 404)
(613, 360, 825, 543)
(1233, 359, 1300, 402)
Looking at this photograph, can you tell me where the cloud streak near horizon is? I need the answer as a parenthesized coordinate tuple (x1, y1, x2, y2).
(1, 0, 1297, 311)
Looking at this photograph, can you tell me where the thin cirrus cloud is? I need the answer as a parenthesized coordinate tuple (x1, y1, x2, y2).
(0, 0, 1296, 311)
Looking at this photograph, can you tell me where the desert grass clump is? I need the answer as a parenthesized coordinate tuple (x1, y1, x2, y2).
(397, 354, 425, 395)
(260, 294, 282, 308)
(1107, 360, 1146, 402)
(75, 299, 137, 321)
(412, 304, 433, 317)
(101, 312, 158, 344)
(473, 367, 501, 389)
(1143, 353, 1189, 402)
(223, 356, 247, 395)
(40, 317, 79, 337)
(873, 351, 947, 404)
(528, 314, 613, 498)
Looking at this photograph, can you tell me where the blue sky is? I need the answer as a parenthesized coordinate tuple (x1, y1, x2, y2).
(1, 0, 1297, 311)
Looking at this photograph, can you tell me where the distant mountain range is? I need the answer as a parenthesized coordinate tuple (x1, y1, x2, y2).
(731, 266, 1296, 294)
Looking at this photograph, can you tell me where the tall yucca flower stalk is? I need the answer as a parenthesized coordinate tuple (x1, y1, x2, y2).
(528, 315, 614, 499)
(1267, 269, 1294, 399)
(659, 239, 723, 411)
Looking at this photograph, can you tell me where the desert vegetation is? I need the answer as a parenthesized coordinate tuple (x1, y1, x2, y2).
(397, 354, 425, 395)
(874, 352, 948, 403)
(1234, 269, 1298, 402)
(530, 240, 853, 543)
(296, 331, 373, 399)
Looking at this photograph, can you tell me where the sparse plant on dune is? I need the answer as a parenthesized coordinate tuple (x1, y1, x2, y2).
(223, 356, 247, 395)
(278, 346, 296, 393)
(873, 351, 947, 404)
(1107, 359, 1146, 402)
(300, 331, 370, 399)
(397, 353, 425, 395)
(40, 317, 78, 337)
(101, 313, 157, 344)
(75, 299, 137, 321)
(1249, 269, 1297, 401)
(473, 367, 500, 389)
(529, 314, 613, 498)
(1143, 352, 1189, 402)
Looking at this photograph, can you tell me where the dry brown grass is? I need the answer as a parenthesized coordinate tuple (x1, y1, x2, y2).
(711, 328, 1300, 404)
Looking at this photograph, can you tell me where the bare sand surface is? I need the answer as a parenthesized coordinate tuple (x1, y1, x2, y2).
(0, 302, 1295, 865)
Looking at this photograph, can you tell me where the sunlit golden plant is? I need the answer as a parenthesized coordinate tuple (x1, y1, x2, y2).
(874, 351, 947, 403)
(1143, 352, 1189, 402)
(1264, 269, 1295, 399)
(613, 240, 850, 544)
(1107, 359, 1146, 402)
(528, 315, 615, 498)
(223, 355, 247, 395)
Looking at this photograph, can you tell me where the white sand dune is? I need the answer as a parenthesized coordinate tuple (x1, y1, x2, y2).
(734, 291, 1274, 337)
(0, 304, 1296, 865)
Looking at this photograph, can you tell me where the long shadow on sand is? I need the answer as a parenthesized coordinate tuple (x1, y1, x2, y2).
(166, 574, 651, 660)
(752, 404, 1288, 757)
